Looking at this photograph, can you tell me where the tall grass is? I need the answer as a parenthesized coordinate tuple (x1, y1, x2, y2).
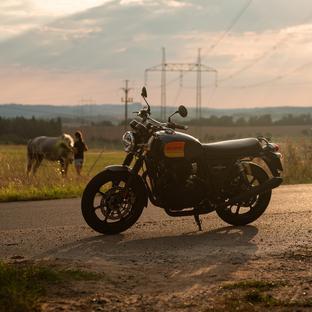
(281, 139, 312, 184)
(0, 145, 125, 202)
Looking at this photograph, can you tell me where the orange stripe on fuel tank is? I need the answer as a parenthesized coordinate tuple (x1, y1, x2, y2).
(164, 141, 185, 158)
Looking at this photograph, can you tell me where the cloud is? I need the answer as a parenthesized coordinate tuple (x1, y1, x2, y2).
(0, 0, 109, 41)
(39, 24, 102, 41)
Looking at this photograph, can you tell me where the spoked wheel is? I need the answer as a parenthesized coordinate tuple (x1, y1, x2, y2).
(216, 163, 272, 226)
(81, 170, 146, 234)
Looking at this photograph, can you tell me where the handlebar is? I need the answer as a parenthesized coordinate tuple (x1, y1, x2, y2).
(134, 108, 188, 132)
(174, 124, 188, 130)
(166, 121, 188, 131)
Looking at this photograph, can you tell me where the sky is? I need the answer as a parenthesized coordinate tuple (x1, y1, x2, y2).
(1, 0, 312, 108)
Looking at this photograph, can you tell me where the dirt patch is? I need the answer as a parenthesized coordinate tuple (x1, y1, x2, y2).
(9, 245, 310, 312)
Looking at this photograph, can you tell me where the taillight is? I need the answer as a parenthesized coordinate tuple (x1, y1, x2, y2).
(268, 143, 280, 152)
(273, 144, 279, 152)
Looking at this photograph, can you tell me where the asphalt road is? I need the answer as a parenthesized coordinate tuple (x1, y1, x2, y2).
(0, 184, 311, 263)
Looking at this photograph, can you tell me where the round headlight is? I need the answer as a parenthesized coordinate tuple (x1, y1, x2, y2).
(122, 131, 135, 152)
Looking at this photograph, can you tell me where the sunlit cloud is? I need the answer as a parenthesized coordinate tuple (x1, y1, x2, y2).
(0, 0, 109, 41)
(29, 0, 110, 16)
(173, 22, 312, 83)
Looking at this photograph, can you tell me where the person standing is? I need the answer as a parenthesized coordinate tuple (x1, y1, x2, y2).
(73, 130, 88, 175)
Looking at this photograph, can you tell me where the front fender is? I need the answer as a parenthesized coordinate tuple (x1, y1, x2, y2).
(105, 165, 131, 173)
(104, 165, 148, 208)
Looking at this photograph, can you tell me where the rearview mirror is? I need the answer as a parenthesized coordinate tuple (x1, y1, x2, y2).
(141, 86, 147, 98)
(178, 105, 188, 118)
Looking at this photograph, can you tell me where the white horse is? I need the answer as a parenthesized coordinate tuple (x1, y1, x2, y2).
(27, 134, 74, 176)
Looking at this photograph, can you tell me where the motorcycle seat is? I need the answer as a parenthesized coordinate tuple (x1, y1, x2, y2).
(202, 138, 262, 158)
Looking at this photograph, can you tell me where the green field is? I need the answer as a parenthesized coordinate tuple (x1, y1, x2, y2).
(1, 140, 312, 202)
(0, 145, 125, 202)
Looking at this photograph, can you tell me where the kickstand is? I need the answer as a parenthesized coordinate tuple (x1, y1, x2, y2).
(194, 213, 202, 231)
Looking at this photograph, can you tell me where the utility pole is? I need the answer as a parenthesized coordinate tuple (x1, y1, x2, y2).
(121, 80, 133, 131)
(161, 47, 166, 121)
(196, 48, 202, 120)
(145, 48, 217, 120)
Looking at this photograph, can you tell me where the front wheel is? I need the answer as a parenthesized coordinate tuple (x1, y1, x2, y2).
(216, 163, 272, 226)
(81, 170, 146, 234)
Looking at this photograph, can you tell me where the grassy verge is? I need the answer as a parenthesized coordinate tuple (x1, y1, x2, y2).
(0, 261, 101, 312)
(220, 279, 312, 311)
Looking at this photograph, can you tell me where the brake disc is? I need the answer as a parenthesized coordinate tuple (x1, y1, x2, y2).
(100, 186, 135, 221)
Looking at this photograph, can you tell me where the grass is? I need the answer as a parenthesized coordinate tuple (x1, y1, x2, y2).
(222, 280, 281, 291)
(220, 279, 312, 310)
(0, 145, 125, 201)
(1, 137, 312, 201)
(0, 261, 101, 312)
(281, 139, 312, 184)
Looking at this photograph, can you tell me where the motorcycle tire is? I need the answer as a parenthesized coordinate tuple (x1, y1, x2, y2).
(81, 170, 145, 235)
(216, 163, 272, 226)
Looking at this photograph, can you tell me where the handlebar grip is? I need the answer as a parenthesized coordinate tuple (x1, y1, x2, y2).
(175, 124, 188, 130)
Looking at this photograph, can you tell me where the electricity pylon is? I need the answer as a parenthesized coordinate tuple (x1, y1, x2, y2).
(145, 48, 218, 120)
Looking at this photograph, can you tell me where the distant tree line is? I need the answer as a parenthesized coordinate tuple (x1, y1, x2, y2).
(0, 116, 62, 144)
(188, 114, 312, 127)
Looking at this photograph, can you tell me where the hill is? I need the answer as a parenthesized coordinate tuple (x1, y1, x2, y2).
(1, 103, 312, 123)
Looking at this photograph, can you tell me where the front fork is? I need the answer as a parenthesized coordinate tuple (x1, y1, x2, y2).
(122, 152, 145, 187)
(123, 153, 134, 167)
(116, 153, 149, 208)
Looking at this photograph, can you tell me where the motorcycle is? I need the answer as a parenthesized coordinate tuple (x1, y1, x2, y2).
(81, 87, 283, 234)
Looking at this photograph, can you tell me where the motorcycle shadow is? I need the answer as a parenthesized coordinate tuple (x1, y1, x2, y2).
(42, 225, 259, 267)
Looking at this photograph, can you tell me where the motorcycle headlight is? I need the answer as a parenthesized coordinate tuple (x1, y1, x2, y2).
(122, 131, 136, 152)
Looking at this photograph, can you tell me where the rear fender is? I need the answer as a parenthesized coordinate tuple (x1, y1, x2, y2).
(104, 165, 148, 208)
(261, 152, 283, 177)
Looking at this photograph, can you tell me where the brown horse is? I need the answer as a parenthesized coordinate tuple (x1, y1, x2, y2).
(26, 134, 74, 176)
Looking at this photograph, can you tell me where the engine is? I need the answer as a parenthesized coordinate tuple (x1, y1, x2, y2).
(153, 159, 204, 209)
(147, 130, 205, 209)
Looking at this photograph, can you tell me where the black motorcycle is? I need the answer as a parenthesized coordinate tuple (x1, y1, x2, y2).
(81, 87, 283, 234)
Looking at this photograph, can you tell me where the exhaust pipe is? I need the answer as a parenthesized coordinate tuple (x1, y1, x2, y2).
(228, 176, 283, 205)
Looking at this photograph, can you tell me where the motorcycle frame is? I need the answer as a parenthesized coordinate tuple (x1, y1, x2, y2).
(119, 146, 283, 214)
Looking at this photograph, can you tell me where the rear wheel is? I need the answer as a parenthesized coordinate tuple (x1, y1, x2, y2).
(81, 170, 146, 234)
(216, 163, 272, 226)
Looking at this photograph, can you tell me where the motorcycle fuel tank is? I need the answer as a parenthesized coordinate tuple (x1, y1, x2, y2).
(150, 130, 202, 159)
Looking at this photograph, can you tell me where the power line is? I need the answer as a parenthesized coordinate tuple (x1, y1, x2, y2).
(221, 59, 312, 89)
(150, 1, 252, 93)
(219, 10, 312, 83)
(219, 36, 289, 82)
(204, 0, 253, 56)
